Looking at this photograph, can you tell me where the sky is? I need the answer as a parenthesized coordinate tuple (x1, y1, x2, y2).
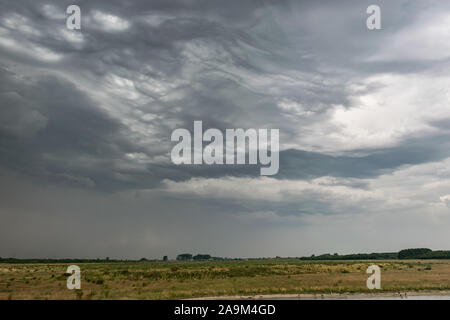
(1, 0, 450, 259)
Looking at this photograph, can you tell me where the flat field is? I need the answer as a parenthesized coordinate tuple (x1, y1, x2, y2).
(1, 259, 450, 299)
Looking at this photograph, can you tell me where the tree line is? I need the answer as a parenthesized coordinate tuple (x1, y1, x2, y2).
(299, 248, 450, 260)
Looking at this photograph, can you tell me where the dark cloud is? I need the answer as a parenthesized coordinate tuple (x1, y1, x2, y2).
(278, 134, 450, 180)
(1, 0, 450, 258)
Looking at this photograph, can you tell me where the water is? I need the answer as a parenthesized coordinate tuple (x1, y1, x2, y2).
(288, 295, 450, 300)
(355, 295, 450, 300)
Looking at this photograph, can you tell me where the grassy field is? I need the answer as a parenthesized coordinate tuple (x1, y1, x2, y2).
(2, 259, 450, 299)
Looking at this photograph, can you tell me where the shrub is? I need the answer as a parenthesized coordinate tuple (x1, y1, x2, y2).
(74, 289, 83, 300)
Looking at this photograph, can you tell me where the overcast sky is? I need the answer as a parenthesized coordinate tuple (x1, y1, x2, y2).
(1, 0, 450, 259)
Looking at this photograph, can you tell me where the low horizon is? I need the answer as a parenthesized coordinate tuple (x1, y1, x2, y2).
(2, 247, 449, 261)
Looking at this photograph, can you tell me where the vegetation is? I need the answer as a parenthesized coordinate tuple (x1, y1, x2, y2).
(2, 248, 450, 299)
(397, 249, 450, 259)
(398, 248, 433, 259)
(3, 248, 450, 266)
(176, 254, 193, 261)
(300, 248, 450, 260)
(0, 258, 134, 264)
(300, 252, 398, 260)
(193, 254, 211, 261)
(1, 258, 450, 299)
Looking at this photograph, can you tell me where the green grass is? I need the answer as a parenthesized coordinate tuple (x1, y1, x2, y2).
(2, 259, 450, 299)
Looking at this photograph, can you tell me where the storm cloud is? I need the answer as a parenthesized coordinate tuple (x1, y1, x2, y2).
(1, 0, 450, 258)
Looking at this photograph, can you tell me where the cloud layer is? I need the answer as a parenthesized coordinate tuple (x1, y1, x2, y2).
(1, 0, 450, 258)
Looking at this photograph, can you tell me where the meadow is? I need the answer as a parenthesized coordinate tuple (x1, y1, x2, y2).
(2, 259, 450, 299)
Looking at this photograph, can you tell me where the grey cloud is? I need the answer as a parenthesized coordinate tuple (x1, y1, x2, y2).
(278, 134, 450, 180)
(1, 0, 450, 258)
(1, 0, 449, 190)
(0, 68, 139, 189)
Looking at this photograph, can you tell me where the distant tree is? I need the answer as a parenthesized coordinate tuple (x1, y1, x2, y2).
(176, 254, 192, 261)
(163, 256, 168, 261)
(398, 248, 432, 259)
(139, 258, 148, 261)
(424, 251, 450, 259)
(193, 254, 211, 261)
(300, 252, 398, 261)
